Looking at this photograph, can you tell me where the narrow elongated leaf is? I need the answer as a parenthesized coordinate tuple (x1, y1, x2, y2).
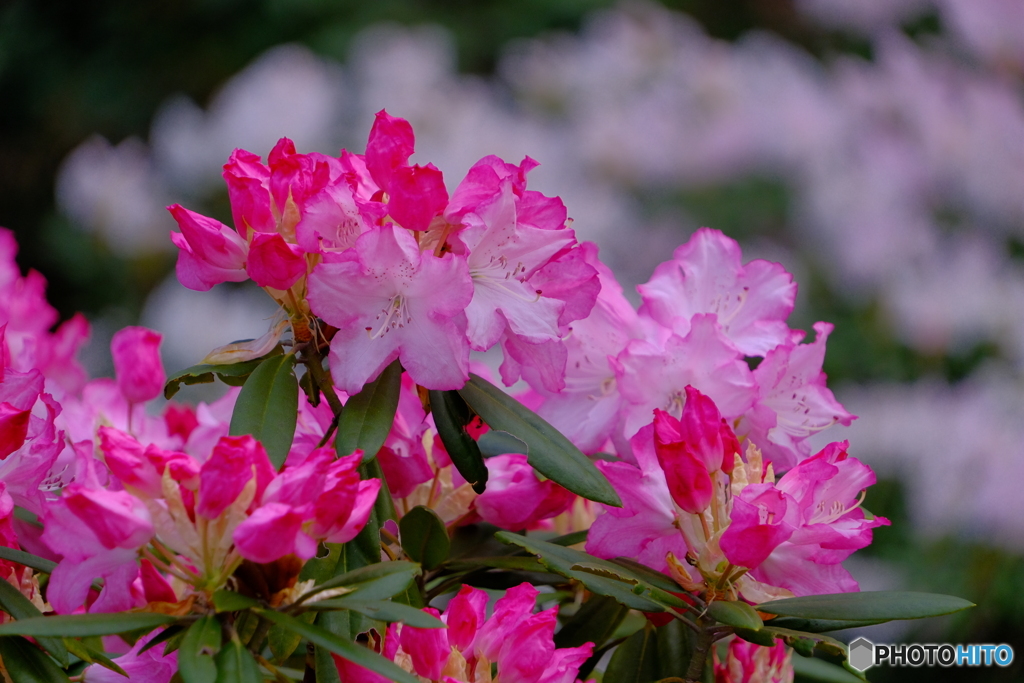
(300, 561, 421, 604)
(164, 349, 281, 399)
(429, 389, 488, 493)
(757, 591, 975, 622)
(608, 557, 683, 592)
(0, 546, 57, 575)
(603, 626, 659, 683)
(0, 612, 176, 637)
(336, 360, 402, 458)
(555, 595, 629, 649)
(791, 656, 867, 683)
(767, 617, 888, 633)
(315, 644, 343, 683)
(257, 610, 419, 683)
(399, 506, 450, 570)
(229, 353, 298, 469)
(0, 574, 68, 665)
(763, 626, 847, 658)
(309, 599, 444, 628)
(458, 374, 621, 507)
(496, 532, 665, 612)
(444, 556, 546, 572)
(178, 616, 222, 683)
(269, 611, 315, 663)
(62, 638, 128, 677)
(211, 591, 259, 613)
(477, 429, 527, 457)
(0, 635, 70, 683)
(213, 638, 262, 683)
(654, 619, 693, 680)
(707, 600, 763, 631)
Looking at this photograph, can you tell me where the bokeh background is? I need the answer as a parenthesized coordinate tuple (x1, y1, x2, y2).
(3, 1, 1024, 679)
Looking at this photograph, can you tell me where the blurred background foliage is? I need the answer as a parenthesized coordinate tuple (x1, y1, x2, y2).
(2, 1, 1023, 681)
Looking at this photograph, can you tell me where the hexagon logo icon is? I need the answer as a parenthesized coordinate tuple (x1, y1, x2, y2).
(848, 637, 875, 672)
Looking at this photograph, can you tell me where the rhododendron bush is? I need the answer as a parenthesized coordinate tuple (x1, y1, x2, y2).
(0, 112, 971, 683)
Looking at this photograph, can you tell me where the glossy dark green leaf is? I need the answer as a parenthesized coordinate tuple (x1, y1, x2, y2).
(0, 573, 68, 665)
(654, 618, 693, 680)
(164, 350, 280, 399)
(549, 530, 589, 547)
(0, 635, 70, 683)
(496, 532, 666, 612)
(429, 389, 488, 493)
(257, 610, 419, 683)
(0, 612, 176, 637)
(554, 595, 629, 649)
(212, 591, 260, 613)
(228, 353, 298, 469)
(458, 374, 621, 507)
(213, 637, 262, 683)
(734, 626, 778, 648)
(477, 429, 527, 457)
(608, 557, 683, 593)
(399, 506, 450, 570)
(315, 643, 343, 683)
(299, 561, 421, 604)
(707, 600, 763, 630)
(791, 656, 867, 683)
(309, 599, 444, 628)
(336, 360, 402, 459)
(178, 616, 222, 683)
(269, 611, 315, 663)
(138, 625, 184, 654)
(444, 556, 546, 572)
(767, 617, 887, 633)
(763, 626, 847, 658)
(62, 637, 127, 677)
(757, 591, 975, 622)
(0, 545, 57, 575)
(603, 626, 659, 683)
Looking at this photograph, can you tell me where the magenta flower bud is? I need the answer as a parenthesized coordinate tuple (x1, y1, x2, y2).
(387, 163, 448, 231)
(365, 109, 415, 190)
(111, 326, 166, 404)
(246, 231, 307, 290)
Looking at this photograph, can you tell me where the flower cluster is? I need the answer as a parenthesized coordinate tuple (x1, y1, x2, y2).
(170, 110, 597, 395)
(0, 113, 956, 683)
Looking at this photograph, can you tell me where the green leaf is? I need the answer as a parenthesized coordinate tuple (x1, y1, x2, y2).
(399, 506, 450, 571)
(212, 591, 260, 613)
(336, 359, 402, 459)
(269, 611, 315, 663)
(549, 530, 589, 547)
(603, 626, 659, 683)
(791, 656, 867, 683)
(229, 353, 299, 469)
(257, 610, 419, 683)
(62, 637, 128, 678)
(707, 600, 764, 631)
(137, 625, 184, 654)
(762, 626, 847, 659)
(213, 637, 262, 683)
(608, 557, 684, 592)
(178, 616, 222, 683)
(458, 374, 621, 507)
(0, 545, 58, 575)
(429, 390, 488, 493)
(0, 635, 70, 682)
(495, 532, 666, 612)
(0, 573, 69, 665)
(767, 617, 888, 633)
(444, 556, 546, 572)
(477, 429, 527, 457)
(309, 599, 444, 628)
(757, 591, 975, 622)
(300, 561, 421, 604)
(314, 644, 343, 683)
(0, 612, 177, 637)
(733, 626, 778, 648)
(164, 350, 280, 400)
(554, 595, 629, 650)
(654, 619, 693, 680)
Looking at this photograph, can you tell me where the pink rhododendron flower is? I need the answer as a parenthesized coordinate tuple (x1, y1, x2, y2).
(334, 583, 593, 683)
(168, 204, 248, 291)
(714, 638, 793, 683)
(110, 326, 166, 404)
(83, 629, 178, 683)
(638, 227, 796, 356)
(474, 453, 574, 529)
(307, 225, 474, 393)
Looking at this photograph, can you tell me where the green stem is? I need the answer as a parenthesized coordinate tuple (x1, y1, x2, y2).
(302, 349, 344, 419)
(246, 614, 273, 655)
